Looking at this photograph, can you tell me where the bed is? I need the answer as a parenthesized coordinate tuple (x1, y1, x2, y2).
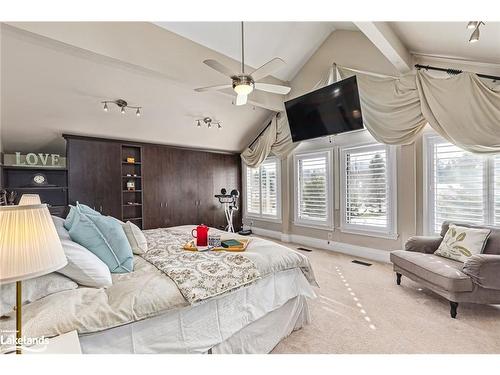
(0, 225, 317, 354)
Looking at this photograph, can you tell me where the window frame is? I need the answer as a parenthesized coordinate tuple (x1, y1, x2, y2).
(423, 132, 497, 235)
(340, 143, 398, 239)
(293, 150, 333, 229)
(242, 156, 282, 223)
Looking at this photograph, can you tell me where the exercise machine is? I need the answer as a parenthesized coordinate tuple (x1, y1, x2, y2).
(214, 188, 239, 233)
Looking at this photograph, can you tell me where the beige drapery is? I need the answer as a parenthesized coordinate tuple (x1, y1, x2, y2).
(339, 66, 500, 154)
(241, 64, 338, 168)
(240, 112, 297, 168)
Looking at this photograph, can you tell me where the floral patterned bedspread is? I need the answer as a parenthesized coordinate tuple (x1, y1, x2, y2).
(142, 228, 261, 304)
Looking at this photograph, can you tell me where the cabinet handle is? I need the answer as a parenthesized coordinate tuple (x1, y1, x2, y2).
(160, 202, 163, 208)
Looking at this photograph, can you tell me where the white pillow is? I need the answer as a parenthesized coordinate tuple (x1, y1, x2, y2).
(434, 224, 491, 263)
(53, 216, 112, 287)
(1, 273, 77, 316)
(122, 221, 148, 255)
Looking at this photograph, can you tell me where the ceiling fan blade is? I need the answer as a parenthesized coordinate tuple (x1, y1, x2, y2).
(194, 84, 232, 92)
(235, 94, 248, 106)
(250, 58, 286, 81)
(203, 59, 235, 78)
(254, 83, 291, 95)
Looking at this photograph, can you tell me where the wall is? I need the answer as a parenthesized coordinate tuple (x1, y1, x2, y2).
(248, 30, 417, 256)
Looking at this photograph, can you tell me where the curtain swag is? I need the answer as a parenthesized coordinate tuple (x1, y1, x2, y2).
(241, 63, 500, 168)
(338, 66, 500, 154)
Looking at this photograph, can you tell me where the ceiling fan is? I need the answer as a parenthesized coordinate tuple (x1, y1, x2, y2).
(195, 22, 292, 106)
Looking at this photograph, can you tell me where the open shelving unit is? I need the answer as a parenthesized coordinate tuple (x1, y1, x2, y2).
(0, 165, 69, 217)
(121, 144, 144, 228)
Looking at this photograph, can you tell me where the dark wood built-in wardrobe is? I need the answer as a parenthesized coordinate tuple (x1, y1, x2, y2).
(65, 135, 242, 230)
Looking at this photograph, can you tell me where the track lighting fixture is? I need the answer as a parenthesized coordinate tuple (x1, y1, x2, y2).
(195, 117, 222, 130)
(101, 99, 142, 117)
(467, 21, 485, 43)
(467, 21, 479, 30)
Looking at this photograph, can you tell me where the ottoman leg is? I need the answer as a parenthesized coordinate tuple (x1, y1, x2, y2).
(396, 272, 402, 285)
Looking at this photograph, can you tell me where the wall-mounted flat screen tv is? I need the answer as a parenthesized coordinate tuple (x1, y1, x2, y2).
(285, 76, 364, 142)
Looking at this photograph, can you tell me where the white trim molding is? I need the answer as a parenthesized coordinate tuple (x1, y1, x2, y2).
(251, 227, 392, 264)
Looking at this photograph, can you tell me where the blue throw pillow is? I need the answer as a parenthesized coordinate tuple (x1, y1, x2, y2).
(77, 203, 102, 217)
(64, 205, 78, 231)
(68, 211, 133, 273)
(64, 203, 101, 231)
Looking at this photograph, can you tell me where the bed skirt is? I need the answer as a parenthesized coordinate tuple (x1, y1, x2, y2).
(79, 268, 315, 354)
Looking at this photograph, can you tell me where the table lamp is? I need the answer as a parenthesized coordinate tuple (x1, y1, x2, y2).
(0, 203, 67, 354)
(18, 194, 42, 206)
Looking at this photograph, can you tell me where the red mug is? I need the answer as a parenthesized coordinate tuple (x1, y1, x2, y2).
(192, 224, 209, 246)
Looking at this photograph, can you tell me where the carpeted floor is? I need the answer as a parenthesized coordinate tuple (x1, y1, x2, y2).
(269, 240, 500, 354)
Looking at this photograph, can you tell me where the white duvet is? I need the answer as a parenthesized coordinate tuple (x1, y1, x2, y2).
(0, 226, 316, 346)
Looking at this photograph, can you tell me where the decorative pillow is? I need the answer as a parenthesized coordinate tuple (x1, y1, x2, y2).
(434, 224, 491, 263)
(0, 273, 78, 316)
(76, 203, 102, 216)
(53, 215, 112, 287)
(68, 211, 133, 273)
(63, 205, 78, 230)
(64, 203, 101, 231)
(122, 221, 148, 255)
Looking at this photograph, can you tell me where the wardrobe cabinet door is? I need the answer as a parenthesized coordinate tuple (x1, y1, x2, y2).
(67, 138, 121, 218)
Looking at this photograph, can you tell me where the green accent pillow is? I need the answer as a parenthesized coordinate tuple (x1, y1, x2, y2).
(434, 224, 491, 263)
(68, 211, 133, 273)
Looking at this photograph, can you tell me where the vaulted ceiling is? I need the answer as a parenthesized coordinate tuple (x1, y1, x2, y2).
(1, 21, 499, 156)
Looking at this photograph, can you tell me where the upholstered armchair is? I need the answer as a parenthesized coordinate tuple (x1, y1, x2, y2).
(390, 221, 500, 318)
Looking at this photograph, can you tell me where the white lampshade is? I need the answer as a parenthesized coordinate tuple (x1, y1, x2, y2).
(0, 204, 67, 284)
(18, 194, 42, 206)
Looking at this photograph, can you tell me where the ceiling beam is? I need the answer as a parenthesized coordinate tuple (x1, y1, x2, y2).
(354, 22, 411, 73)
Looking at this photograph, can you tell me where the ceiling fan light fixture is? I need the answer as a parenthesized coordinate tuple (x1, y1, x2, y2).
(234, 83, 254, 96)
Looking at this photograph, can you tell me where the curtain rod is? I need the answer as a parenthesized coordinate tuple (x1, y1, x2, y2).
(247, 113, 280, 149)
(415, 64, 500, 81)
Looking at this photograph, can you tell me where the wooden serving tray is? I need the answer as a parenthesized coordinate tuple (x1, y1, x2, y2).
(183, 239, 251, 252)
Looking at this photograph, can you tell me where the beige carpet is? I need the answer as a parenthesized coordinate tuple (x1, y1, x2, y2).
(269, 240, 500, 354)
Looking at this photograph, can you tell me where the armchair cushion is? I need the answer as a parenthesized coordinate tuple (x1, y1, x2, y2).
(405, 236, 443, 254)
(463, 254, 500, 290)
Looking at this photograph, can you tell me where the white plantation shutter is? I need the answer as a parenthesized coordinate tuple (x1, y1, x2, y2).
(244, 157, 280, 219)
(246, 167, 261, 215)
(341, 144, 396, 238)
(260, 160, 278, 216)
(423, 134, 500, 234)
(294, 151, 332, 226)
(430, 141, 486, 232)
(341, 144, 396, 236)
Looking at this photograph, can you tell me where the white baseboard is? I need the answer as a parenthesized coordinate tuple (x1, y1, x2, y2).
(251, 227, 391, 264)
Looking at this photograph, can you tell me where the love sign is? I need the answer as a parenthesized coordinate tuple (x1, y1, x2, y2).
(15, 152, 61, 167)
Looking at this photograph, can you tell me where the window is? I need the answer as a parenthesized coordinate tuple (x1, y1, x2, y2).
(243, 157, 281, 221)
(424, 134, 500, 233)
(341, 144, 397, 237)
(294, 151, 332, 227)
